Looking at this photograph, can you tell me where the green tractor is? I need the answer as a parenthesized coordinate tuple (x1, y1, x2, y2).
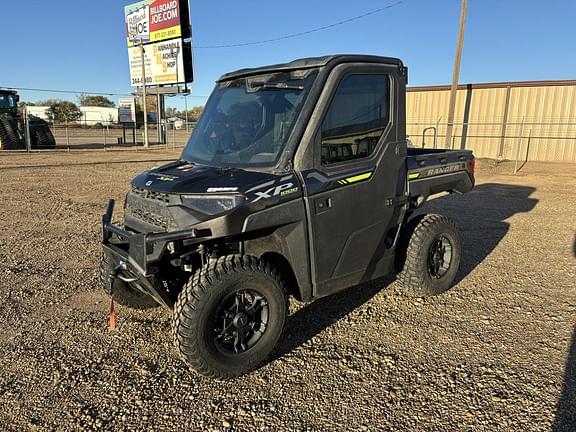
(0, 90, 56, 150)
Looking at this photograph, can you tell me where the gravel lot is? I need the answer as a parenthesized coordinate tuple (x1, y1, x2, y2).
(0, 150, 574, 431)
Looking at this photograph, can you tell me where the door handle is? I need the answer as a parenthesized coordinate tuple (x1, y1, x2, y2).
(314, 197, 332, 214)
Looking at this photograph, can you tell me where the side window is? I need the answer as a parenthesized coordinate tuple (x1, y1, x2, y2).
(321, 74, 390, 165)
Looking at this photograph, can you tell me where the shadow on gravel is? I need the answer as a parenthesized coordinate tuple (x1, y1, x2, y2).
(421, 183, 538, 283)
(271, 276, 394, 361)
(554, 326, 576, 431)
(272, 183, 538, 360)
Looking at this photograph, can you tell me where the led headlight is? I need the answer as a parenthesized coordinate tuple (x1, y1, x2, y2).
(180, 195, 245, 215)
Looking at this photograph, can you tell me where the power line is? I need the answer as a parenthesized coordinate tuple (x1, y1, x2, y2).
(194, 1, 406, 49)
(0, 86, 130, 97)
(0, 86, 209, 98)
(2, 3, 408, 99)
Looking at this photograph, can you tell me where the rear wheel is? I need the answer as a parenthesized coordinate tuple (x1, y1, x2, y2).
(0, 118, 21, 149)
(396, 213, 462, 297)
(30, 120, 56, 148)
(98, 252, 159, 309)
(172, 255, 287, 379)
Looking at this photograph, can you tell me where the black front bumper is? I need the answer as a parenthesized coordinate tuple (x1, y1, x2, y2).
(101, 199, 210, 308)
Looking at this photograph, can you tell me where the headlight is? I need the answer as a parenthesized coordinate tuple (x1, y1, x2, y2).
(180, 195, 245, 215)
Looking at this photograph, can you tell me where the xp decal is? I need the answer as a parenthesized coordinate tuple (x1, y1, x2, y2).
(251, 182, 298, 202)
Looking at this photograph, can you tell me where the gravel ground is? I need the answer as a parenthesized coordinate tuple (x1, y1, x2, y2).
(0, 151, 574, 431)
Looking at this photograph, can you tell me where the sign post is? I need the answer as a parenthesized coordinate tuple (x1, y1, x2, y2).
(184, 92, 188, 132)
(24, 106, 32, 153)
(140, 39, 149, 148)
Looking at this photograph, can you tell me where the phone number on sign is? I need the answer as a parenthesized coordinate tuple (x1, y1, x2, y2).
(131, 76, 154, 85)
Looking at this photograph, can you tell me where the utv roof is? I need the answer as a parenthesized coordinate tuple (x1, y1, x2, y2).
(217, 54, 404, 82)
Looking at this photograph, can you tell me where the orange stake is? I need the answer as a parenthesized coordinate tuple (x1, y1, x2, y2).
(108, 296, 116, 332)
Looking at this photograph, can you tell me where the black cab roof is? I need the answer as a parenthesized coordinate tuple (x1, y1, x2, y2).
(217, 54, 404, 82)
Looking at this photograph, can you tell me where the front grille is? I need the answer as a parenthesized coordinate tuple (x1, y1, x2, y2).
(124, 189, 177, 231)
(131, 185, 171, 203)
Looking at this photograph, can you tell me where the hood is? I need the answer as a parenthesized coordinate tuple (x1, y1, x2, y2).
(132, 160, 278, 195)
(125, 159, 303, 233)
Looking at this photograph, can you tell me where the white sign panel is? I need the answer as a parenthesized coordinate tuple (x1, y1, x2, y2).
(126, 4, 150, 43)
(118, 98, 136, 123)
(128, 39, 186, 87)
(125, 0, 189, 47)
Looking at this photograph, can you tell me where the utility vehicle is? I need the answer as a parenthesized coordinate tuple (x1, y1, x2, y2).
(100, 55, 475, 378)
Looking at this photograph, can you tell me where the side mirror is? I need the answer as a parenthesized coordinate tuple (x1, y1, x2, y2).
(15, 95, 20, 103)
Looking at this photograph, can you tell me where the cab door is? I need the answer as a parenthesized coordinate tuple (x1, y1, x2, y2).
(302, 64, 406, 296)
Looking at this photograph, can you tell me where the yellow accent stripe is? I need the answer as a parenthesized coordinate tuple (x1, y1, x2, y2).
(344, 172, 372, 184)
(408, 172, 420, 180)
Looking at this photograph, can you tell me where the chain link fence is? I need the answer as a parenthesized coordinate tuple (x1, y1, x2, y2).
(407, 118, 576, 165)
(4, 110, 576, 165)
(0, 111, 194, 152)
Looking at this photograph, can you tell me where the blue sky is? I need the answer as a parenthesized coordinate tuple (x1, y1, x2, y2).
(2, 0, 575, 110)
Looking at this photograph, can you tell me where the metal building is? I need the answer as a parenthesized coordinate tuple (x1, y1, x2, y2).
(27, 106, 119, 125)
(406, 80, 576, 162)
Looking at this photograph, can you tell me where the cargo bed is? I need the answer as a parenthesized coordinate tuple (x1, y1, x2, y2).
(406, 148, 475, 206)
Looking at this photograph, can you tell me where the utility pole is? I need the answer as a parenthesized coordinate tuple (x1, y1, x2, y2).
(184, 92, 189, 132)
(445, 0, 468, 148)
(24, 106, 32, 152)
(140, 38, 149, 148)
(157, 93, 162, 144)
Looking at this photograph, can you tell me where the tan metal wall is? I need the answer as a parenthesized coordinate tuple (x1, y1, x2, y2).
(406, 81, 576, 161)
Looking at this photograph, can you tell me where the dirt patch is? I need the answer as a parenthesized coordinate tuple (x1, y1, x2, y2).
(0, 151, 575, 431)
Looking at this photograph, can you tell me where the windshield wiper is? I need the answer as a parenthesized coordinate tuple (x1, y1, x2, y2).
(249, 82, 304, 92)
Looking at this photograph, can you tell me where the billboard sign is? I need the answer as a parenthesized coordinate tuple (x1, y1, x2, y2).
(126, 4, 150, 43)
(118, 98, 136, 123)
(125, 0, 191, 46)
(128, 39, 193, 86)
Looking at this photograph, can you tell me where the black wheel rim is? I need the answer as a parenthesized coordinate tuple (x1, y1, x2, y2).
(213, 289, 269, 354)
(427, 235, 453, 279)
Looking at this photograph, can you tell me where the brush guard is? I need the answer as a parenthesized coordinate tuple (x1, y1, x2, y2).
(101, 199, 211, 308)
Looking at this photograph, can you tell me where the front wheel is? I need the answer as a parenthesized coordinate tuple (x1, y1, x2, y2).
(172, 255, 287, 379)
(396, 214, 462, 297)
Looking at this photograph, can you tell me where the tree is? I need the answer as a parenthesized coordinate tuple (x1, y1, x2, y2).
(181, 105, 204, 122)
(142, 95, 158, 113)
(78, 94, 115, 108)
(18, 101, 35, 111)
(45, 100, 83, 124)
(192, 106, 204, 121)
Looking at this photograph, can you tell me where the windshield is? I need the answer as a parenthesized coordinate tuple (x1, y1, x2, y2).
(0, 94, 16, 110)
(181, 69, 318, 168)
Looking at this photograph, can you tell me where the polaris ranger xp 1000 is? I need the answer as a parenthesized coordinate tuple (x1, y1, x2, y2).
(101, 55, 475, 378)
